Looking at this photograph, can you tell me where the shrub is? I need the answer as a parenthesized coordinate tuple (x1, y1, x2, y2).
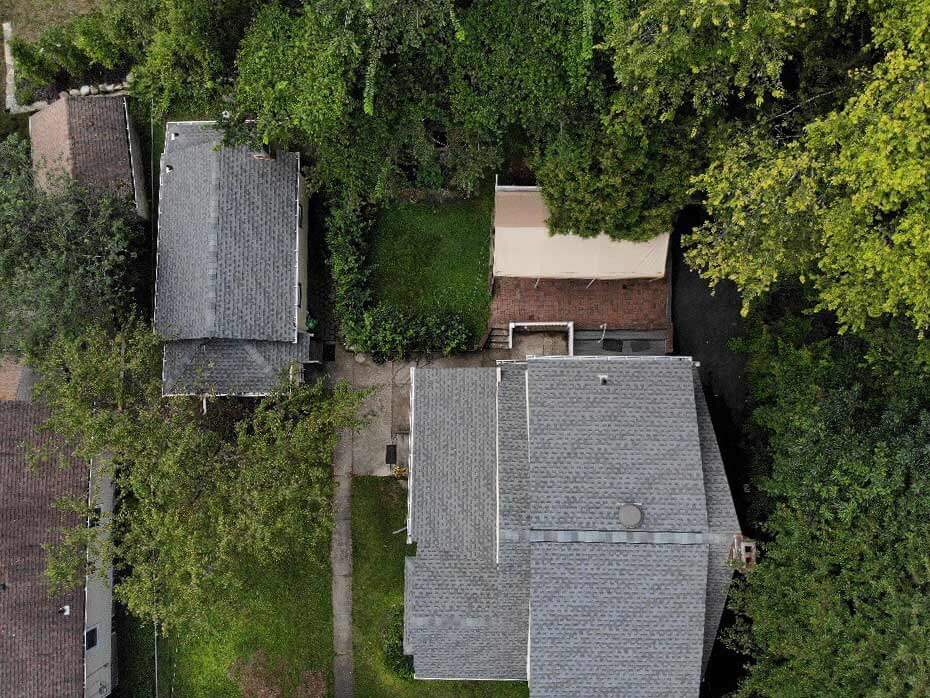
(381, 605, 413, 680)
(360, 303, 471, 364)
(326, 194, 475, 362)
(10, 39, 58, 87)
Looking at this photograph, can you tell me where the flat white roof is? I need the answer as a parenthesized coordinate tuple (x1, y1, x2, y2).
(493, 188, 669, 280)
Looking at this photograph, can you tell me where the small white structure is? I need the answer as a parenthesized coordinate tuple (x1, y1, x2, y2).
(492, 184, 669, 281)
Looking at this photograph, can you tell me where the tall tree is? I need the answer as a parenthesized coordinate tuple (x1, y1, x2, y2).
(35, 321, 366, 631)
(687, 1, 930, 332)
(0, 134, 144, 358)
(727, 316, 930, 696)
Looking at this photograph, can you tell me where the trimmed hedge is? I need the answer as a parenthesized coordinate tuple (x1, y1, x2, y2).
(326, 194, 473, 363)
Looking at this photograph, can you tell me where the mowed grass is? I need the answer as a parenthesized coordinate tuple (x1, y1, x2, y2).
(370, 194, 493, 340)
(164, 554, 334, 697)
(0, 0, 99, 41)
(352, 477, 529, 698)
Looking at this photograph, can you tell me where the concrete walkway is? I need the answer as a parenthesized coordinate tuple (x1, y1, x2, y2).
(328, 338, 566, 696)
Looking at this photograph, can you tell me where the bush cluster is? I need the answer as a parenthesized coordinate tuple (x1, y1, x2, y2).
(10, 15, 129, 102)
(381, 605, 414, 680)
(326, 196, 472, 363)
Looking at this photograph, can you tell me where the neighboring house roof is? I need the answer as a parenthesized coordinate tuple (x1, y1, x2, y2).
(493, 186, 669, 279)
(29, 96, 146, 217)
(0, 356, 34, 401)
(405, 356, 741, 696)
(0, 402, 86, 697)
(162, 334, 314, 397)
(154, 122, 305, 396)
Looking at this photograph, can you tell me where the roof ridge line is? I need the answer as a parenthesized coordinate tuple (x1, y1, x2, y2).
(204, 150, 220, 336)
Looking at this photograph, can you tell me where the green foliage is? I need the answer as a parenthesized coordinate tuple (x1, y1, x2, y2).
(361, 302, 471, 363)
(729, 317, 930, 696)
(10, 0, 247, 114)
(381, 605, 414, 680)
(326, 194, 475, 362)
(132, 0, 259, 116)
(231, 2, 360, 148)
(33, 321, 366, 632)
(534, 124, 693, 240)
(229, 0, 498, 201)
(0, 134, 144, 359)
(687, 1, 930, 332)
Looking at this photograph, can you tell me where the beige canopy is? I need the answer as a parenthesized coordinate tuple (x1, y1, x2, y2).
(493, 188, 669, 280)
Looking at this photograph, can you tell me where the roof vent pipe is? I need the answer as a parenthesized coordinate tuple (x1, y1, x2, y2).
(618, 503, 643, 528)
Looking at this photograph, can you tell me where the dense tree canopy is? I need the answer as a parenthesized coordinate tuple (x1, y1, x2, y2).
(17, 0, 930, 329)
(688, 0, 930, 331)
(34, 322, 366, 631)
(0, 135, 144, 358)
(728, 315, 930, 696)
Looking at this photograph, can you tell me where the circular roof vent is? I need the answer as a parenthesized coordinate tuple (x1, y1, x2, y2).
(619, 503, 643, 529)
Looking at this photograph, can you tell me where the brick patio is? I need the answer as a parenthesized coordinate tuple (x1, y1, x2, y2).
(490, 277, 671, 331)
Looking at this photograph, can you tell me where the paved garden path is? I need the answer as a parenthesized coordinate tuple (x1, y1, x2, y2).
(327, 342, 536, 696)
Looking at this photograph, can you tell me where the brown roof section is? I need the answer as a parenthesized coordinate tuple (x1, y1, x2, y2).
(0, 356, 26, 401)
(30, 95, 134, 196)
(0, 402, 86, 697)
(490, 276, 672, 332)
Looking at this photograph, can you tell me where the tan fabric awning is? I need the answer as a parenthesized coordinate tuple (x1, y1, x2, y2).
(493, 188, 669, 280)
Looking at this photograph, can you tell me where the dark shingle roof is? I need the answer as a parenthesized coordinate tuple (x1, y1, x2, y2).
(693, 368, 741, 669)
(405, 356, 741, 696)
(162, 334, 313, 397)
(30, 95, 134, 197)
(0, 402, 86, 697)
(154, 122, 299, 342)
(154, 122, 304, 396)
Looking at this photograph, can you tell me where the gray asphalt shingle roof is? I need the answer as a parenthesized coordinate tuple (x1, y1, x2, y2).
(154, 122, 305, 396)
(529, 543, 707, 697)
(405, 356, 740, 697)
(527, 357, 707, 532)
(162, 334, 313, 397)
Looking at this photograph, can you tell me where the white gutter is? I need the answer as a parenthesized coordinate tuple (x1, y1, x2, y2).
(407, 367, 415, 544)
(293, 152, 300, 341)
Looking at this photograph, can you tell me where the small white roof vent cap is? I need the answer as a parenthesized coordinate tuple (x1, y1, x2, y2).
(598, 374, 608, 385)
(58, 604, 71, 616)
(619, 503, 643, 528)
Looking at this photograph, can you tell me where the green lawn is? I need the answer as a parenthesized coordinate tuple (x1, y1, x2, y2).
(114, 554, 332, 697)
(370, 194, 493, 340)
(165, 554, 334, 697)
(352, 477, 529, 698)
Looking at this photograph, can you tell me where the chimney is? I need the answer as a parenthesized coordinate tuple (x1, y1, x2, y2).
(729, 533, 757, 570)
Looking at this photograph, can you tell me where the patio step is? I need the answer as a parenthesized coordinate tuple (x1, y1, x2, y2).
(487, 327, 509, 350)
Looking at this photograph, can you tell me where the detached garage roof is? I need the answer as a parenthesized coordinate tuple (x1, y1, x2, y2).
(29, 95, 147, 218)
(493, 187, 669, 280)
